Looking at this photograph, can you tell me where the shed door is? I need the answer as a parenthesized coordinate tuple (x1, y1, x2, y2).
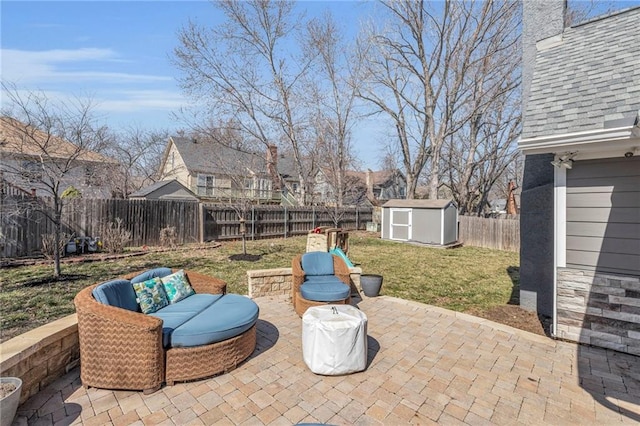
(390, 208, 412, 241)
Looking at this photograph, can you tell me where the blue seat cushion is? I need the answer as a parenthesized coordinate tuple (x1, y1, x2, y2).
(301, 252, 334, 276)
(300, 280, 350, 302)
(131, 267, 173, 284)
(170, 294, 259, 348)
(150, 294, 223, 347)
(92, 279, 139, 312)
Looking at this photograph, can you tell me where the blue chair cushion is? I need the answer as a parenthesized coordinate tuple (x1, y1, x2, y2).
(92, 279, 139, 312)
(150, 294, 223, 347)
(170, 294, 259, 348)
(301, 252, 334, 276)
(300, 280, 350, 302)
(130, 267, 173, 284)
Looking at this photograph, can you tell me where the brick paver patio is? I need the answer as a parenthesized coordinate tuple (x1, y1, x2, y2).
(16, 295, 640, 425)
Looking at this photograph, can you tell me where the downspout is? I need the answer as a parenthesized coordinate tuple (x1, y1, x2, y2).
(552, 162, 567, 338)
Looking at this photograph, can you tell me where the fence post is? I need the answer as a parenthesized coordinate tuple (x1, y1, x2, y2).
(198, 203, 204, 243)
(284, 207, 288, 239)
(251, 206, 255, 241)
(312, 206, 316, 229)
(356, 208, 359, 230)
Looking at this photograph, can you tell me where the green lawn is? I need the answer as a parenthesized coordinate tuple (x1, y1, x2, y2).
(0, 233, 519, 342)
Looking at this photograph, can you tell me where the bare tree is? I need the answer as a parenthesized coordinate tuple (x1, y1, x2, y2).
(305, 12, 361, 207)
(1, 84, 111, 277)
(105, 126, 168, 198)
(358, 0, 520, 200)
(173, 0, 316, 205)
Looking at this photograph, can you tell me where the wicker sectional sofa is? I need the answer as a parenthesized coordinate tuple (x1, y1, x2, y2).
(74, 268, 259, 393)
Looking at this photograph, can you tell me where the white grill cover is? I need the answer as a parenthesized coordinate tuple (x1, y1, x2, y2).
(302, 305, 368, 375)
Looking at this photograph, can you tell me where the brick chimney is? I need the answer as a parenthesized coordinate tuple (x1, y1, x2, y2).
(520, 0, 566, 317)
(522, 0, 567, 113)
(365, 169, 374, 199)
(266, 145, 280, 190)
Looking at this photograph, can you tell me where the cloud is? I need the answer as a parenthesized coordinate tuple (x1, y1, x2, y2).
(96, 90, 187, 112)
(1, 48, 172, 84)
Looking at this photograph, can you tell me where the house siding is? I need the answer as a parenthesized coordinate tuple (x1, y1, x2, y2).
(556, 268, 640, 355)
(566, 157, 640, 275)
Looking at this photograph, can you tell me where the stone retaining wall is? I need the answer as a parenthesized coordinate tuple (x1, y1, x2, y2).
(556, 267, 640, 355)
(0, 315, 79, 404)
(247, 267, 362, 299)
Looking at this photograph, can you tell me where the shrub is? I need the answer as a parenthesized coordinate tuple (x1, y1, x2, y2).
(41, 232, 70, 259)
(159, 226, 178, 248)
(101, 218, 131, 253)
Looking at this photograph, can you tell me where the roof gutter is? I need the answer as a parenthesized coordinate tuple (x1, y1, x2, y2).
(519, 125, 639, 156)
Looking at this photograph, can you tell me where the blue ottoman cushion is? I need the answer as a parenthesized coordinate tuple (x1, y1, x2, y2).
(92, 279, 139, 312)
(170, 294, 259, 348)
(150, 294, 223, 347)
(300, 280, 350, 302)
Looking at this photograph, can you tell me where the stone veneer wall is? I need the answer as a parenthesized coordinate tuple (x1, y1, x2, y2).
(0, 314, 79, 404)
(556, 267, 640, 355)
(247, 267, 362, 299)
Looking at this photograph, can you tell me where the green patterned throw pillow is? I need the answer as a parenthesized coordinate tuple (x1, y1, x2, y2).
(132, 277, 169, 314)
(161, 270, 195, 304)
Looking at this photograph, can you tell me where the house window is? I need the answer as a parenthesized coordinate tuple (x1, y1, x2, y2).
(20, 161, 42, 183)
(84, 166, 101, 186)
(197, 174, 215, 196)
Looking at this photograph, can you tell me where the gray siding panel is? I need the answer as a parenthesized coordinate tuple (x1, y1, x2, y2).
(567, 222, 640, 239)
(443, 205, 458, 244)
(566, 157, 640, 275)
(567, 176, 639, 193)
(567, 207, 640, 223)
(566, 192, 640, 208)
(566, 236, 640, 255)
(422, 209, 442, 244)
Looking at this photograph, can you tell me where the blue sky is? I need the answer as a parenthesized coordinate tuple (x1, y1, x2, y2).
(2, 1, 639, 169)
(1, 0, 385, 166)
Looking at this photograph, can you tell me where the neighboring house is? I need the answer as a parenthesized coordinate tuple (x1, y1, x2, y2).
(312, 168, 406, 207)
(520, 5, 640, 354)
(129, 179, 199, 202)
(158, 136, 282, 202)
(0, 116, 114, 199)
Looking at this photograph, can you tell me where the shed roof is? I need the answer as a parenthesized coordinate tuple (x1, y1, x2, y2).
(521, 7, 640, 140)
(382, 199, 455, 209)
(129, 179, 198, 200)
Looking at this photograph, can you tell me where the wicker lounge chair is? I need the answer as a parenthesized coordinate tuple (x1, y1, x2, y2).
(74, 269, 257, 393)
(291, 252, 351, 317)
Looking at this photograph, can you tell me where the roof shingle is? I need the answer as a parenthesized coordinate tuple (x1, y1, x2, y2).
(522, 7, 640, 139)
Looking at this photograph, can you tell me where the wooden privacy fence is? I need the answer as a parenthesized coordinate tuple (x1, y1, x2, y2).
(203, 205, 371, 241)
(1, 197, 372, 258)
(458, 215, 520, 252)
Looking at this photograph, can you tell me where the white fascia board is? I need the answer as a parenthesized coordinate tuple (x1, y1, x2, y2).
(518, 126, 637, 156)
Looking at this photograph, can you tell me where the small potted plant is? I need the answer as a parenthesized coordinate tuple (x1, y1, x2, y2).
(0, 377, 22, 426)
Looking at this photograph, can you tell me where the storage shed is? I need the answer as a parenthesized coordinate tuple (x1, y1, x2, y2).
(381, 199, 458, 245)
(129, 179, 199, 201)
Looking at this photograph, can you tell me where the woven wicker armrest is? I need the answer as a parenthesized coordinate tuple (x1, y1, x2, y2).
(291, 254, 305, 292)
(182, 270, 227, 295)
(74, 285, 164, 392)
(332, 256, 351, 286)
